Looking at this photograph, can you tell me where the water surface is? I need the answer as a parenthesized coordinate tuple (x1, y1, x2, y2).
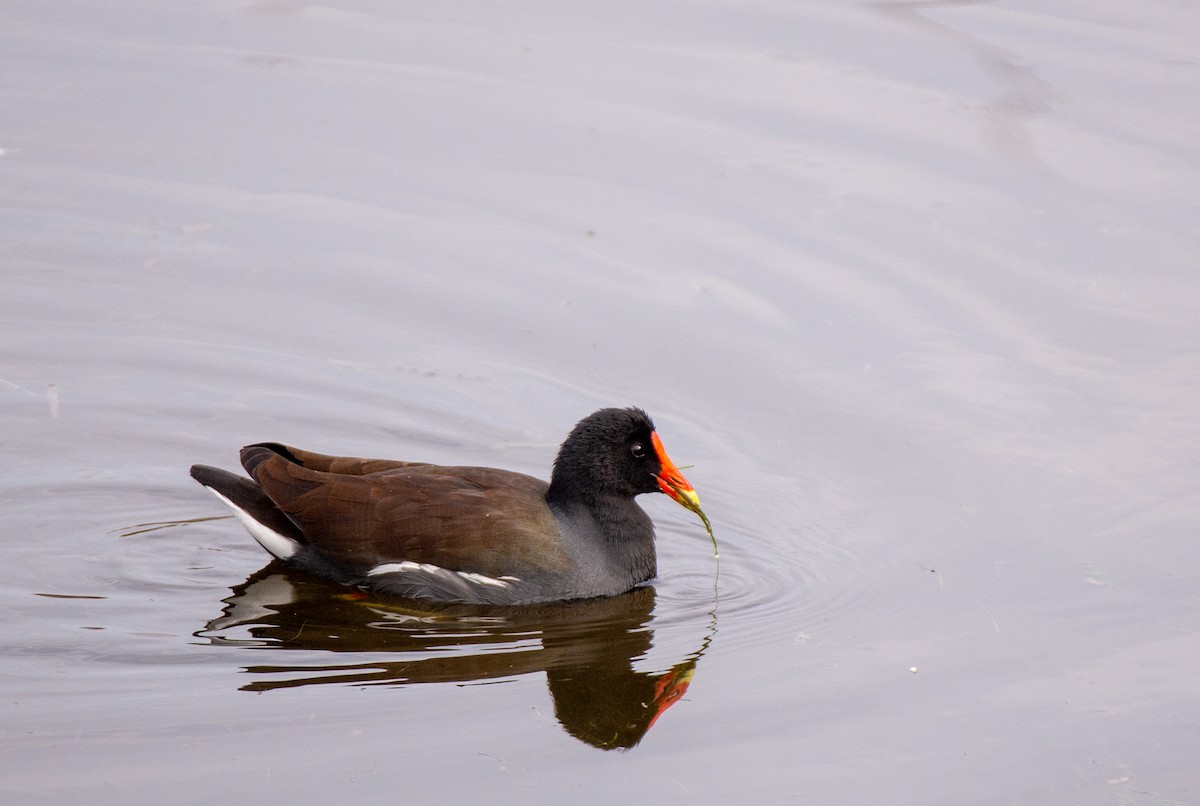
(3, 1, 1198, 803)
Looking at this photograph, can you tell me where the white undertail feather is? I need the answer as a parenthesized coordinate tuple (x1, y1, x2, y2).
(203, 486, 299, 560)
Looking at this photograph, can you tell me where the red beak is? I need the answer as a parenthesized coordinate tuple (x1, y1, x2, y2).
(651, 431, 698, 507)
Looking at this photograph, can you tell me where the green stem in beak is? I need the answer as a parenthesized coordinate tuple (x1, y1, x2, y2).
(650, 431, 719, 557)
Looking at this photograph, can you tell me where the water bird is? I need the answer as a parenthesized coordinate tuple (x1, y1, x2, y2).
(190, 407, 707, 604)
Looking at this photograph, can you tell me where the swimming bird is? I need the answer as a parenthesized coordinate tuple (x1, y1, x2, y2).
(190, 407, 702, 604)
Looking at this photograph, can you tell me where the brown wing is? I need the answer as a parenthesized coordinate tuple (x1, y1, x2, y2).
(243, 443, 432, 475)
(244, 447, 572, 579)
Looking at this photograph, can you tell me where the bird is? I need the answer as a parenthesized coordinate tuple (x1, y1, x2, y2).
(190, 407, 704, 605)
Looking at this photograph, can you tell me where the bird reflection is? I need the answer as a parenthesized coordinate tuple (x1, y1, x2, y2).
(196, 562, 710, 750)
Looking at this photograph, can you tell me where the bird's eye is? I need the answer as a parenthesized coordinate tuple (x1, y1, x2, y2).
(630, 441, 647, 459)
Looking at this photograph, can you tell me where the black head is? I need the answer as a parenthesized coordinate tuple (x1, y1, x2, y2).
(547, 407, 663, 505)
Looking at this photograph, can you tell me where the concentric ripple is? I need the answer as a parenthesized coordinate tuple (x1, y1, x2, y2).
(649, 472, 881, 654)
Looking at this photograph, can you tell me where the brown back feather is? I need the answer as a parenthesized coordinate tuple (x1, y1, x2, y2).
(246, 449, 572, 579)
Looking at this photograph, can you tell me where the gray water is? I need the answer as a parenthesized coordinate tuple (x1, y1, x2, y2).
(3, 1, 1198, 803)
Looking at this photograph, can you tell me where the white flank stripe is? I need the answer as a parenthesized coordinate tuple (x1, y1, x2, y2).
(204, 487, 298, 560)
(367, 561, 428, 576)
(455, 571, 513, 588)
(367, 561, 515, 588)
